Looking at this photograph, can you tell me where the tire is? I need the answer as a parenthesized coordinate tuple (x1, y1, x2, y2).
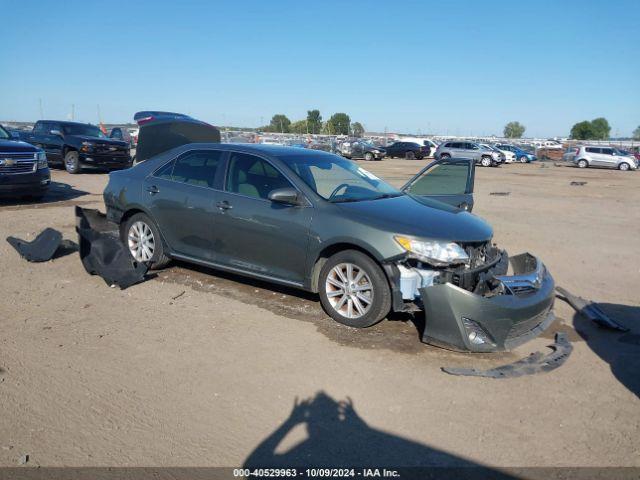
(577, 159, 588, 168)
(364, 152, 374, 161)
(440, 153, 451, 160)
(122, 213, 171, 270)
(64, 151, 81, 174)
(318, 250, 391, 328)
(481, 156, 492, 167)
(405, 151, 416, 160)
(519, 156, 528, 163)
(619, 162, 630, 171)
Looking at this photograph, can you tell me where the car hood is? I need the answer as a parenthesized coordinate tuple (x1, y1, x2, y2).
(70, 135, 129, 147)
(335, 194, 493, 243)
(0, 139, 39, 153)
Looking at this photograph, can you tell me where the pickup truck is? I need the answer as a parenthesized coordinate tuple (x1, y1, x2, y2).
(0, 124, 50, 199)
(20, 120, 131, 174)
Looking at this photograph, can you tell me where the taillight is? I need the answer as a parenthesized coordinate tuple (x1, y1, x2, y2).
(136, 115, 155, 125)
(574, 147, 579, 154)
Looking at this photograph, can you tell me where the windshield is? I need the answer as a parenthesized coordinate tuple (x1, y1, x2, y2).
(62, 124, 106, 138)
(0, 125, 10, 139)
(279, 152, 401, 202)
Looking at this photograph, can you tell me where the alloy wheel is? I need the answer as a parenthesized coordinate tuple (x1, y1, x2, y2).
(128, 221, 155, 262)
(325, 263, 374, 319)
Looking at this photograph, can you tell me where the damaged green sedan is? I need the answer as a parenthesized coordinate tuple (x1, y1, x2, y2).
(104, 117, 554, 352)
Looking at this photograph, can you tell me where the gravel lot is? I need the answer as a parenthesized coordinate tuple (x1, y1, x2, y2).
(0, 159, 638, 469)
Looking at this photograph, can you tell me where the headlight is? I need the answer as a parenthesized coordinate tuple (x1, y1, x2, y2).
(36, 151, 48, 169)
(81, 141, 94, 152)
(394, 236, 469, 266)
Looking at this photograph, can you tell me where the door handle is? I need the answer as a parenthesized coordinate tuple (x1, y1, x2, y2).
(146, 185, 159, 195)
(216, 200, 232, 211)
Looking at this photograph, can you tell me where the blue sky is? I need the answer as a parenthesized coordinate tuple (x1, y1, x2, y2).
(1, 0, 638, 137)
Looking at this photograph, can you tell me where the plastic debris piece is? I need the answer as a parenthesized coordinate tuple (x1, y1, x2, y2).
(6, 228, 62, 262)
(556, 286, 629, 332)
(441, 332, 572, 378)
(76, 206, 148, 290)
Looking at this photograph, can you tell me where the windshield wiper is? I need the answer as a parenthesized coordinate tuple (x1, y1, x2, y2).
(369, 193, 403, 201)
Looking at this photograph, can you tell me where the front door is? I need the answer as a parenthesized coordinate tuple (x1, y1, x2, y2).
(401, 158, 475, 211)
(144, 149, 223, 261)
(213, 151, 312, 285)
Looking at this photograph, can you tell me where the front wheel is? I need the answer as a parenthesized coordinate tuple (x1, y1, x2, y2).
(519, 155, 528, 163)
(364, 152, 374, 161)
(122, 213, 171, 269)
(319, 250, 391, 328)
(481, 156, 492, 167)
(440, 153, 451, 160)
(64, 151, 81, 174)
(619, 162, 630, 171)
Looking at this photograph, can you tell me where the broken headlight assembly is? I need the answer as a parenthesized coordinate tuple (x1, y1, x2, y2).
(394, 236, 469, 267)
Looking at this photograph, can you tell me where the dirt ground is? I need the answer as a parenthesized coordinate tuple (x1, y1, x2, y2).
(0, 159, 639, 469)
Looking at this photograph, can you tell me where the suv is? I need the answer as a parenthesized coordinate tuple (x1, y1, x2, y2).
(573, 146, 638, 171)
(384, 142, 428, 159)
(435, 141, 501, 167)
(20, 121, 131, 174)
(0, 124, 50, 199)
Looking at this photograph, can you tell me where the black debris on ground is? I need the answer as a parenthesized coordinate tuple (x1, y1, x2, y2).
(441, 333, 572, 378)
(489, 192, 511, 196)
(556, 286, 629, 332)
(76, 206, 149, 290)
(6, 228, 62, 262)
(570, 181, 587, 186)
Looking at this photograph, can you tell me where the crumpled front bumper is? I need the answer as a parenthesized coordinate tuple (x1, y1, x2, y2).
(417, 253, 555, 352)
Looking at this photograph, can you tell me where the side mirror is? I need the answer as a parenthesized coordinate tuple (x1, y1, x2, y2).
(268, 187, 302, 206)
(50, 129, 63, 137)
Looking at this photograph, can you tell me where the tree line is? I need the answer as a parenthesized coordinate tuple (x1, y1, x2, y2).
(503, 119, 640, 141)
(261, 110, 365, 137)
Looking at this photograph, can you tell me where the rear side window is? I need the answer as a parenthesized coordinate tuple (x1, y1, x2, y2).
(154, 160, 175, 180)
(585, 147, 600, 154)
(170, 150, 223, 188)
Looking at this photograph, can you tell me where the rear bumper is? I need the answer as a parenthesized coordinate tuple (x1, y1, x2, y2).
(0, 169, 50, 196)
(411, 253, 555, 352)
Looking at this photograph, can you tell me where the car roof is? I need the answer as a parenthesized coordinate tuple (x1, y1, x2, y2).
(175, 142, 337, 159)
(40, 120, 97, 127)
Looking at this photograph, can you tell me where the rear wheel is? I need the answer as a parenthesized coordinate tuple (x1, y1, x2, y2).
(577, 159, 588, 168)
(64, 151, 81, 174)
(405, 151, 416, 160)
(318, 250, 391, 328)
(481, 156, 492, 167)
(123, 213, 171, 270)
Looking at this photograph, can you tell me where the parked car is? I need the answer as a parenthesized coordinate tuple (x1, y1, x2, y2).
(398, 137, 438, 157)
(562, 146, 579, 163)
(109, 127, 133, 146)
(479, 144, 508, 163)
(103, 116, 556, 352)
(339, 140, 386, 161)
(0, 124, 50, 199)
(384, 142, 428, 159)
(434, 141, 501, 167)
(573, 146, 638, 171)
(19, 121, 131, 174)
(494, 143, 537, 163)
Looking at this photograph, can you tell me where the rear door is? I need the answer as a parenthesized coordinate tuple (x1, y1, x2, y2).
(401, 158, 475, 211)
(144, 149, 224, 261)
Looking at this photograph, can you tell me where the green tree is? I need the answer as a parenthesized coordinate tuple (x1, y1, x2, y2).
(268, 114, 291, 133)
(306, 109, 322, 134)
(327, 113, 351, 135)
(590, 117, 611, 140)
(289, 119, 308, 134)
(503, 121, 526, 138)
(351, 122, 365, 137)
(570, 121, 596, 140)
(633, 125, 640, 141)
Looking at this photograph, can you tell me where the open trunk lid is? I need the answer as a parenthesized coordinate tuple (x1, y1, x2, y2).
(133, 111, 221, 162)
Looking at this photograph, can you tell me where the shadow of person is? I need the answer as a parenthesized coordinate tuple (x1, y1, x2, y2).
(571, 303, 640, 398)
(244, 392, 514, 475)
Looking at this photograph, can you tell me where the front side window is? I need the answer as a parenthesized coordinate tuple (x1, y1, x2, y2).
(62, 124, 106, 138)
(171, 150, 222, 187)
(601, 148, 613, 155)
(226, 153, 292, 200)
(279, 152, 400, 202)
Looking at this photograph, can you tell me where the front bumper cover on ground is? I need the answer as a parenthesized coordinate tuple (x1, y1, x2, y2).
(418, 253, 556, 352)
